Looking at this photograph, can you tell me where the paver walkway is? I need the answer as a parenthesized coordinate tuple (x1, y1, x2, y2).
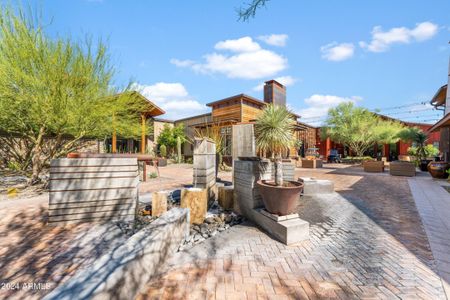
(409, 177, 450, 298)
(0, 194, 126, 300)
(138, 165, 448, 299)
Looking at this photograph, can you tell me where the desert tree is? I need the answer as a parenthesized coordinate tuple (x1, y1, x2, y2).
(0, 7, 146, 183)
(321, 102, 404, 157)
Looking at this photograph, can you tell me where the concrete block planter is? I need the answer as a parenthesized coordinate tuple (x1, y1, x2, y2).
(44, 208, 189, 300)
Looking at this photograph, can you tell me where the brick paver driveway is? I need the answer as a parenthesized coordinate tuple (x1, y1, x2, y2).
(138, 165, 448, 299)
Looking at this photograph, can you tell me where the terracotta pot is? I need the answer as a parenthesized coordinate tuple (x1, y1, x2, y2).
(67, 152, 80, 158)
(427, 161, 450, 179)
(257, 180, 303, 216)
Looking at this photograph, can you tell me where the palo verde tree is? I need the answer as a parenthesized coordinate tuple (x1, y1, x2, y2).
(321, 102, 404, 157)
(0, 7, 146, 183)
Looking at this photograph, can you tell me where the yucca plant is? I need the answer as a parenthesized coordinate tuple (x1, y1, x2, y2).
(255, 104, 295, 186)
(194, 122, 225, 177)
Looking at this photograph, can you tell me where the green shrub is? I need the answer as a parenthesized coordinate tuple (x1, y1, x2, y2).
(7, 161, 21, 171)
(159, 145, 167, 158)
(408, 144, 439, 158)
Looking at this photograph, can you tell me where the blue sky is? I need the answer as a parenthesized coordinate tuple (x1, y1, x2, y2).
(9, 0, 450, 123)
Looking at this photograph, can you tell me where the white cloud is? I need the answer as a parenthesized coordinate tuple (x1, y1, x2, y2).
(320, 42, 355, 62)
(297, 94, 362, 125)
(131, 82, 207, 120)
(169, 59, 195, 67)
(360, 22, 438, 52)
(257, 34, 289, 47)
(253, 76, 296, 91)
(170, 36, 288, 80)
(215, 36, 261, 52)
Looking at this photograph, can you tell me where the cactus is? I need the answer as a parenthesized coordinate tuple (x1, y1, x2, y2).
(177, 136, 182, 163)
(160, 144, 167, 158)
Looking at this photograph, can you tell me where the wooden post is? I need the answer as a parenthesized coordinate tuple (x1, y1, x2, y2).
(218, 186, 234, 210)
(181, 188, 207, 224)
(141, 114, 146, 154)
(151, 191, 168, 217)
(112, 113, 117, 153)
(112, 131, 117, 153)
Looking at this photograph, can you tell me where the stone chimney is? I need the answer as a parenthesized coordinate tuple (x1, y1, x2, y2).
(264, 80, 286, 106)
(446, 57, 450, 115)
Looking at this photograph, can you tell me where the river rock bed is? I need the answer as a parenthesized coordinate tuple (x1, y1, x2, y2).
(178, 202, 244, 251)
(116, 199, 244, 247)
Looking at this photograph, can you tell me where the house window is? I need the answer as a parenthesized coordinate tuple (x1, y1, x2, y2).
(221, 126, 232, 156)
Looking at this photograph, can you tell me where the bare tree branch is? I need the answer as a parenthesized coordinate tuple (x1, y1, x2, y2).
(237, 0, 270, 22)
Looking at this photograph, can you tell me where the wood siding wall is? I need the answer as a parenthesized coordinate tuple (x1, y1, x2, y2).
(175, 114, 212, 157)
(211, 103, 241, 123)
(241, 103, 262, 122)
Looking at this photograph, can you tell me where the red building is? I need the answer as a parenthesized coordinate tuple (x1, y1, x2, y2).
(317, 116, 440, 161)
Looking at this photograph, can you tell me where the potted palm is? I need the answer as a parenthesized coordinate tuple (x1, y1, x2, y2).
(398, 127, 430, 172)
(255, 105, 303, 216)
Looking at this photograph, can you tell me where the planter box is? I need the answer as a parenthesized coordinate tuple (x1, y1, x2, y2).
(301, 159, 323, 168)
(363, 161, 384, 173)
(389, 161, 416, 177)
(157, 158, 167, 167)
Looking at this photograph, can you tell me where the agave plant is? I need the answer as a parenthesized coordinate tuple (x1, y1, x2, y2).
(255, 104, 295, 186)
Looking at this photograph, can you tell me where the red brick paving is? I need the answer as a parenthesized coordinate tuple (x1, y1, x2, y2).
(0, 194, 126, 299)
(137, 165, 447, 299)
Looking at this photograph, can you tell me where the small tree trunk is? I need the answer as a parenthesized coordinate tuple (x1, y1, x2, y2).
(29, 127, 46, 185)
(177, 136, 182, 163)
(274, 158, 283, 186)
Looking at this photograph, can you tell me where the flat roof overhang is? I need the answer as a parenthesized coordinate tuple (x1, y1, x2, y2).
(429, 113, 450, 132)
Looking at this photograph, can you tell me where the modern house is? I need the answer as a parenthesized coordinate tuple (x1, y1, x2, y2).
(98, 79, 441, 162)
(173, 80, 317, 163)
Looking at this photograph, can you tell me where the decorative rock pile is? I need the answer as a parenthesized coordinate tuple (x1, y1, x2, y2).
(116, 207, 157, 236)
(116, 194, 243, 244)
(178, 202, 243, 251)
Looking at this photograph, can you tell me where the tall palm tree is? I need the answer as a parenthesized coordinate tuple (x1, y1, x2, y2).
(255, 104, 295, 186)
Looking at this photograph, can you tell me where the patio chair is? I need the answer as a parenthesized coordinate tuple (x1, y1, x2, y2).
(363, 160, 384, 173)
(389, 161, 416, 177)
